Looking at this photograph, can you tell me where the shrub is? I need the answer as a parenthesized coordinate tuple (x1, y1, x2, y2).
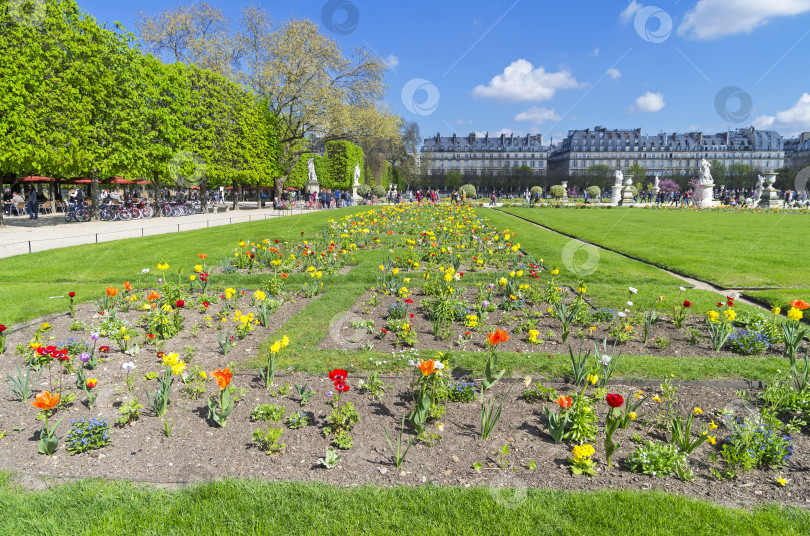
(549, 185, 565, 199)
(586, 186, 601, 199)
(459, 184, 476, 199)
(530, 186, 542, 195)
(446, 380, 477, 402)
(356, 184, 371, 197)
(726, 329, 770, 355)
(372, 185, 386, 198)
(66, 418, 110, 454)
(251, 404, 286, 422)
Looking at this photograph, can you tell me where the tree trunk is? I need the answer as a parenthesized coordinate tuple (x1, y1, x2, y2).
(255, 184, 261, 209)
(90, 174, 100, 221)
(153, 172, 161, 218)
(231, 179, 238, 211)
(200, 180, 208, 213)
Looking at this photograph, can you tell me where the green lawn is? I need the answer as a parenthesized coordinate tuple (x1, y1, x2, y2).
(0, 207, 368, 326)
(0, 477, 806, 536)
(499, 207, 810, 292)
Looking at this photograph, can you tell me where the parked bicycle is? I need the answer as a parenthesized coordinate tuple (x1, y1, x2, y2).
(64, 201, 90, 222)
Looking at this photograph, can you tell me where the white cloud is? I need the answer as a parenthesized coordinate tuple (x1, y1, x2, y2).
(620, 0, 643, 23)
(678, 0, 810, 40)
(607, 68, 621, 80)
(629, 91, 665, 113)
(472, 59, 583, 102)
(754, 93, 810, 133)
(383, 54, 399, 69)
(514, 106, 561, 124)
(589, 48, 600, 57)
(455, 119, 474, 125)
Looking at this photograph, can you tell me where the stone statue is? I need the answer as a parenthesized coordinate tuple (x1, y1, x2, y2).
(653, 175, 660, 188)
(699, 158, 713, 185)
(353, 164, 361, 186)
(754, 175, 765, 202)
(614, 170, 624, 187)
(307, 158, 318, 183)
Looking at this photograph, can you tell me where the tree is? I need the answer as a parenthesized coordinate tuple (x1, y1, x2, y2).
(727, 163, 753, 190)
(710, 160, 726, 186)
(136, 2, 241, 77)
(585, 164, 611, 188)
(254, 18, 400, 197)
(445, 170, 462, 190)
(775, 166, 796, 191)
(627, 164, 647, 187)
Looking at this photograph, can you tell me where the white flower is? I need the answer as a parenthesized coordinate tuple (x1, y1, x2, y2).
(122, 361, 136, 371)
(628, 287, 638, 294)
(627, 301, 633, 307)
(523, 376, 532, 387)
(434, 361, 445, 370)
(142, 268, 150, 274)
(618, 311, 627, 318)
(679, 286, 686, 292)
(599, 355, 611, 366)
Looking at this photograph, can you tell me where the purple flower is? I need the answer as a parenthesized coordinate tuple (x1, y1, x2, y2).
(326, 392, 334, 399)
(482, 300, 490, 309)
(80, 352, 91, 362)
(90, 332, 100, 341)
(488, 283, 495, 290)
(158, 278, 163, 284)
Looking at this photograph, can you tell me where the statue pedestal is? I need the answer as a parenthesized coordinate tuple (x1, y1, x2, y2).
(352, 182, 362, 202)
(758, 188, 782, 208)
(610, 185, 623, 206)
(696, 183, 717, 207)
(307, 179, 320, 198)
(619, 185, 635, 206)
(650, 186, 660, 200)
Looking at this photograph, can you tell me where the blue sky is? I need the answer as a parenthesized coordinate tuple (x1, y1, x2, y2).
(79, 0, 810, 143)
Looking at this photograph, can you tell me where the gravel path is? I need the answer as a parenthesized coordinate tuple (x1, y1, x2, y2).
(0, 204, 326, 259)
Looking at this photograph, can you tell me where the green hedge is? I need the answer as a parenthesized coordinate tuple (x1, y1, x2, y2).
(326, 141, 364, 190)
(287, 153, 328, 189)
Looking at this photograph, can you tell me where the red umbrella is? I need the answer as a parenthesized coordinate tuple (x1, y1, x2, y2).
(19, 176, 54, 183)
(102, 177, 132, 185)
(62, 178, 92, 184)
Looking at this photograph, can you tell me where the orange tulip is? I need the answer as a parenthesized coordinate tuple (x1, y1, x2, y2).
(31, 391, 60, 411)
(417, 359, 435, 376)
(198, 254, 208, 260)
(487, 329, 509, 346)
(281, 273, 289, 279)
(123, 281, 133, 292)
(86, 379, 98, 389)
(555, 395, 572, 409)
(789, 299, 809, 310)
(106, 287, 119, 297)
(212, 367, 233, 390)
(147, 291, 160, 301)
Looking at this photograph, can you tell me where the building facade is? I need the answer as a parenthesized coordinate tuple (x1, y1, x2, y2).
(420, 132, 548, 175)
(785, 132, 810, 169)
(548, 126, 784, 178)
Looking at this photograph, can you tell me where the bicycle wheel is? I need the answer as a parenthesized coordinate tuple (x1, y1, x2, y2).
(161, 204, 172, 217)
(130, 207, 142, 219)
(173, 206, 183, 217)
(65, 209, 72, 222)
(141, 205, 154, 218)
(119, 208, 132, 221)
(79, 208, 90, 222)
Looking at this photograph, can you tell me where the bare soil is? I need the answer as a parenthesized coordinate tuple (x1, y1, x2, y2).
(1, 300, 808, 509)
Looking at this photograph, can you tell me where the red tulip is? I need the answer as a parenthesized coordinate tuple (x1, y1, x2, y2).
(683, 300, 692, 307)
(175, 300, 185, 308)
(68, 292, 76, 298)
(606, 393, 624, 408)
(0, 324, 6, 333)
